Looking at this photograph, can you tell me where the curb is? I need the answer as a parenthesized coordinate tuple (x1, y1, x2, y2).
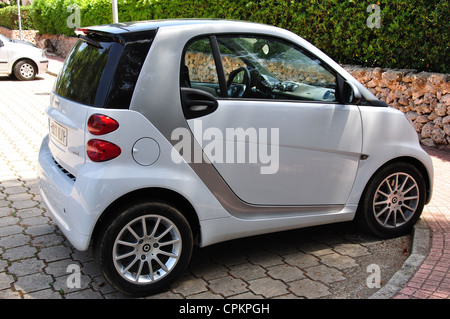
(47, 70, 58, 77)
(369, 218, 430, 299)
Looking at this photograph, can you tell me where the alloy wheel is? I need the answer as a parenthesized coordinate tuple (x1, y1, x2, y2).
(19, 63, 35, 79)
(372, 172, 420, 229)
(112, 214, 182, 284)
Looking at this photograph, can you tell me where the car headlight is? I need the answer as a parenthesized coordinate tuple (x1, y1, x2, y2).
(41, 50, 46, 59)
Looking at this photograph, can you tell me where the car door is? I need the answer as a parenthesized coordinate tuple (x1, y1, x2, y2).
(181, 35, 362, 206)
(0, 36, 9, 73)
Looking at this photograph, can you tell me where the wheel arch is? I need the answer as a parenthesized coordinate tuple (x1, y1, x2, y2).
(361, 156, 432, 207)
(354, 155, 431, 237)
(12, 58, 38, 80)
(13, 57, 37, 72)
(91, 187, 201, 248)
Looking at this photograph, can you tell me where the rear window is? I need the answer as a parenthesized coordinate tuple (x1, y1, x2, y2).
(54, 30, 156, 109)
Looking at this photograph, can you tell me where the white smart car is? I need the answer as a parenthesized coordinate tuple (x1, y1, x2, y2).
(0, 34, 48, 80)
(37, 20, 433, 296)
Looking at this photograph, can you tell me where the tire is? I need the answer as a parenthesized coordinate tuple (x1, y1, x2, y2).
(94, 201, 193, 296)
(357, 162, 426, 238)
(13, 60, 37, 81)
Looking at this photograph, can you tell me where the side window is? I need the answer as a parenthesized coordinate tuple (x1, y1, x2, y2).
(217, 35, 337, 102)
(182, 37, 220, 97)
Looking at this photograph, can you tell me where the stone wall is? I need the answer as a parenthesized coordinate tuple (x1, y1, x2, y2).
(34, 34, 77, 58)
(345, 66, 450, 147)
(0, 26, 38, 44)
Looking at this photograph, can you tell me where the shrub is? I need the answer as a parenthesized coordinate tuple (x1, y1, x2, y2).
(0, 6, 34, 30)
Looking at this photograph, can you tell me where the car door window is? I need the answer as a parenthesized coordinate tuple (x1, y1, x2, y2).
(183, 37, 220, 97)
(216, 35, 337, 102)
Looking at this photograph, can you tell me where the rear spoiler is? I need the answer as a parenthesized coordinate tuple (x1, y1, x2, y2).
(75, 28, 125, 47)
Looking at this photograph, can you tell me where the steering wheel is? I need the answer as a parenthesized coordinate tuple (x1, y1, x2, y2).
(227, 67, 251, 97)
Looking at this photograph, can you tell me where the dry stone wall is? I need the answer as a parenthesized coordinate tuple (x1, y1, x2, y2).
(34, 34, 77, 58)
(0, 26, 38, 44)
(345, 66, 450, 147)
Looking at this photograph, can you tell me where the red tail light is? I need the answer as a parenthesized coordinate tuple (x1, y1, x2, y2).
(87, 139, 121, 162)
(75, 28, 88, 36)
(87, 114, 119, 135)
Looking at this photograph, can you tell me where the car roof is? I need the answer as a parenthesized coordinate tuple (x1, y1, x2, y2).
(84, 19, 261, 35)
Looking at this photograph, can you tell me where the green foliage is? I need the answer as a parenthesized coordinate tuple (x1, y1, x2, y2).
(1, 0, 447, 73)
(0, 6, 33, 30)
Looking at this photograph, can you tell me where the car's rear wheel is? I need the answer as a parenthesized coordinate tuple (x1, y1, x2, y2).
(357, 162, 426, 238)
(13, 59, 37, 81)
(94, 201, 193, 296)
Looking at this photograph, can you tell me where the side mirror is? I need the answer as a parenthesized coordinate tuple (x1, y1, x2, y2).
(342, 81, 361, 104)
(0, 40, 4, 47)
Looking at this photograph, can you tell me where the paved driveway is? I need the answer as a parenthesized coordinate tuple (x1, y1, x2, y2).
(0, 73, 447, 299)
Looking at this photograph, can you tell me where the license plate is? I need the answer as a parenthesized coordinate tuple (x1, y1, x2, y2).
(50, 119, 67, 146)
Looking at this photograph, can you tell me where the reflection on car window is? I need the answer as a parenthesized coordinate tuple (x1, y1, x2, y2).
(183, 38, 220, 97)
(55, 40, 115, 107)
(182, 35, 337, 102)
(55, 31, 154, 109)
(217, 35, 337, 102)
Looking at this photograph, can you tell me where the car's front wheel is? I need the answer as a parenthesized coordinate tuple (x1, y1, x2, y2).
(357, 162, 426, 238)
(13, 59, 37, 81)
(94, 201, 193, 296)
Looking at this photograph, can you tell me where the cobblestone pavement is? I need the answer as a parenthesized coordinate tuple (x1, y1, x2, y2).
(0, 73, 448, 299)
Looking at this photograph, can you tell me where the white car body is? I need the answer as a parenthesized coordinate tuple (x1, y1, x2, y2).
(0, 34, 48, 79)
(37, 20, 433, 295)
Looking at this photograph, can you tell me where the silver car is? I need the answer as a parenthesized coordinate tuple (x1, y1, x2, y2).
(37, 20, 433, 296)
(0, 34, 48, 80)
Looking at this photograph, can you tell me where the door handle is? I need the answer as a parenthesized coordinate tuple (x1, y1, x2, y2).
(181, 88, 218, 119)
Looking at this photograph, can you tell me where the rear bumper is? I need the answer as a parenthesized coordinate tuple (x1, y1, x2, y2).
(37, 135, 90, 251)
